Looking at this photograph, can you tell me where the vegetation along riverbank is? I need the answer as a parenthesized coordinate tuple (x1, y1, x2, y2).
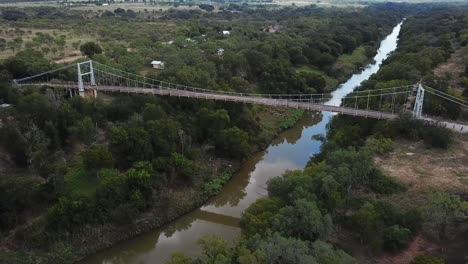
(0, 3, 415, 263)
(161, 3, 468, 264)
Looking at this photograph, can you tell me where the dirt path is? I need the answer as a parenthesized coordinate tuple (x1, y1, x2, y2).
(53, 54, 86, 64)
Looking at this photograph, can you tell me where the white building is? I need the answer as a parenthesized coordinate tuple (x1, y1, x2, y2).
(222, 30, 230, 36)
(151, 60, 165, 69)
(217, 48, 224, 56)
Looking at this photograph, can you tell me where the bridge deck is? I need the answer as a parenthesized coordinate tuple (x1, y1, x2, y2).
(35, 83, 398, 120)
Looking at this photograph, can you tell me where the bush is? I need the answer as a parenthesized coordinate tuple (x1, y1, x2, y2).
(240, 197, 283, 238)
(80, 42, 102, 58)
(365, 137, 394, 154)
(47, 196, 94, 230)
(110, 203, 138, 225)
(368, 168, 405, 194)
(383, 225, 412, 251)
(410, 255, 445, 264)
(422, 126, 452, 149)
(203, 169, 232, 196)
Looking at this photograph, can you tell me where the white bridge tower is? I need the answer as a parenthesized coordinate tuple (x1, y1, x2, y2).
(77, 60, 96, 97)
(413, 83, 424, 119)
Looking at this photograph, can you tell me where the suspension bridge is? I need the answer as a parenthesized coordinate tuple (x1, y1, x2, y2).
(13, 60, 468, 133)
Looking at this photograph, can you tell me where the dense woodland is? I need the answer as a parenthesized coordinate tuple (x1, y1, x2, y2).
(0, 2, 467, 264)
(163, 4, 468, 264)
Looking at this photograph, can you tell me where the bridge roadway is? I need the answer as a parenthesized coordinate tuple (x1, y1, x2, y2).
(35, 83, 399, 120)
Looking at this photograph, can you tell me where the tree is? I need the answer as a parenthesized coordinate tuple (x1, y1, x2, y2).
(109, 126, 153, 168)
(240, 197, 283, 238)
(126, 161, 154, 209)
(311, 240, 358, 264)
(298, 71, 327, 93)
(2, 9, 27, 21)
(17, 92, 54, 127)
(215, 127, 250, 159)
(272, 199, 333, 242)
(69, 117, 95, 144)
(47, 195, 93, 230)
(383, 225, 412, 251)
(80, 42, 103, 58)
(142, 103, 166, 122)
(421, 190, 468, 240)
(251, 233, 318, 264)
(198, 108, 230, 139)
(198, 4, 214, 12)
(351, 202, 383, 247)
(81, 145, 114, 177)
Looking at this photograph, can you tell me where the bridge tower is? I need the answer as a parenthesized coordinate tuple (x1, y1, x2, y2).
(413, 84, 424, 119)
(77, 60, 96, 98)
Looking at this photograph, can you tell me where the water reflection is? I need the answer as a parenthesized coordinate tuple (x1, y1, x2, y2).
(81, 21, 404, 264)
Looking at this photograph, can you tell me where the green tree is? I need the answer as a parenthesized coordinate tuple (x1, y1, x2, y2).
(251, 233, 317, 264)
(383, 225, 412, 251)
(272, 199, 333, 242)
(215, 127, 250, 159)
(47, 196, 93, 230)
(69, 117, 95, 144)
(351, 202, 383, 247)
(81, 145, 114, 177)
(80, 42, 103, 58)
(311, 240, 358, 264)
(421, 190, 468, 240)
(240, 197, 283, 238)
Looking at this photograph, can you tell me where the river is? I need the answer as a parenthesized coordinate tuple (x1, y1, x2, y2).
(81, 21, 404, 264)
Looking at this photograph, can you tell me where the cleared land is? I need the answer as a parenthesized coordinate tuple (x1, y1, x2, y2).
(434, 46, 467, 92)
(375, 134, 468, 194)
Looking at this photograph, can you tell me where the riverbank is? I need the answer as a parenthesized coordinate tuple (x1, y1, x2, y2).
(0, 105, 307, 264)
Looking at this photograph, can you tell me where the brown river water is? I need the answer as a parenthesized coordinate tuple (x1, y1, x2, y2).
(81, 21, 404, 264)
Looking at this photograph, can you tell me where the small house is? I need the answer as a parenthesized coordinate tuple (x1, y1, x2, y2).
(151, 60, 165, 69)
(222, 30, 230, 36)
(217, 48, 225, 56)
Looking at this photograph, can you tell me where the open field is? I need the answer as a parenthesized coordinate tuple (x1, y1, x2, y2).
(375, 134, 468, 194)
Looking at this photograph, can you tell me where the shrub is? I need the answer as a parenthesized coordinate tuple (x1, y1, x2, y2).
(47, 196, 94, 230)
(80, 42, 102, 58)
(203, 169, 231, 196)
(368, 168, 405, 194)
(422, 126, 452, 149)
(110, 203, 138, 225)
(365, 137, 394, 154)
(410, 255, 445, 264)
(383, 225, 412, 251)
(240, 197, 283, 238)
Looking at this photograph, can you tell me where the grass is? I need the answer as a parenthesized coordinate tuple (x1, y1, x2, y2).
(65, 166, 98, 197)
(0, 26, 97, 61)
(256, 107, 305, 145)
(295, 65, 339, 92)
(337, 46, 368, 66)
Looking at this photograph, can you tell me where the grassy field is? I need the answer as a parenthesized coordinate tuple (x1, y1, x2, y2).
(0, 26, 96, 61)
(337, 46, 368, 66)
